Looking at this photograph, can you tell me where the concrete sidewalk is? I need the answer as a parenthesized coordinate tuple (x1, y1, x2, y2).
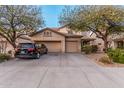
(0, 53, 124, 88)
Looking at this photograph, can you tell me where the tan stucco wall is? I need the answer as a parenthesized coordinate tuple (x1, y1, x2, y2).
(31, 30, 65, 41)
(58, 27, 69, 34)
(31, 29, 82, 53)
(31, 29, 66, 53)
(58, 27, 82, 35)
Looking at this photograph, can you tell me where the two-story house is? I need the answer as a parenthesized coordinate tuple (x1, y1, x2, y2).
(30, 26, 82, 53)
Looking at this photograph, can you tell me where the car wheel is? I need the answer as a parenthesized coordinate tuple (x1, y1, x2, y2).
(36, 53, 40, 59)
(44, 51, 47, 54)
(45, 49, 48, 54)
(45, 51, 48, 54)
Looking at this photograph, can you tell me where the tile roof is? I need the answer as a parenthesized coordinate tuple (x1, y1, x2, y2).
(50, 28, 59, 31)
(114, 38, 124, 41)
(30, 26, 83, 38)
(30, 27, 66, 37)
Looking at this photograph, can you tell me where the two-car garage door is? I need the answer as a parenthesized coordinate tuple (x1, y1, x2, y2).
(37, 41, 79, 53)
(42, 41, 61, 53)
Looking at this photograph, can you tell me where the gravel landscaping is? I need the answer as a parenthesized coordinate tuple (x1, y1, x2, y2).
(85, 53, 124, 67)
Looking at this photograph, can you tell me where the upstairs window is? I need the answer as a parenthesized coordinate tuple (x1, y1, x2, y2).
(43, 31, 52, 37)
(68, 31, 73, 34)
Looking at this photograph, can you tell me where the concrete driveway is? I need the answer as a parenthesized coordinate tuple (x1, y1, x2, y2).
(0, 53, 124, 88)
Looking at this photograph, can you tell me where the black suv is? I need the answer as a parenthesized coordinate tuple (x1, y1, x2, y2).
(15, 43, 48, 59)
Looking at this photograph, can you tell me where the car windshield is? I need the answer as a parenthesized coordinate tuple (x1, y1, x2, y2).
(18, 43, 34, 48)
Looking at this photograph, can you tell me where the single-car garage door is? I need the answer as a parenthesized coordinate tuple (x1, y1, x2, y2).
(42, 41, 61, 53)
(66, 41, 78, 53)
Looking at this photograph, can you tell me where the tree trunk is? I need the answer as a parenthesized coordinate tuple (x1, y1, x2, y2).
(8, 40, 17, 50)
(103, 40, 108, 53)
(8, 41, 17, 58)
(11, 42, 17, 50)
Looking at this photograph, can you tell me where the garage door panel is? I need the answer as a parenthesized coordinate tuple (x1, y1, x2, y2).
(66, 41, 78, 53)
(42, 42, 61, 53)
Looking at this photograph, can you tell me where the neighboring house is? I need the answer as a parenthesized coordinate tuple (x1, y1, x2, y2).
(80, 31, 124, 52)
(113, 38, 124, 49)
(80, 30, 124, 51)
(0, 35, 32, 53)
(30, 27, 82, 53)
(81, 31, 105, 52)
(110, 33, 124, 49)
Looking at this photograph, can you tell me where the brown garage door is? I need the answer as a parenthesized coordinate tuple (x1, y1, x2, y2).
(66, 41, 78, 53)
(42, 41, 61, 53)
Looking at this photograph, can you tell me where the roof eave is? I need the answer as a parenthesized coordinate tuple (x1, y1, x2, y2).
(30, 27, 66, 37)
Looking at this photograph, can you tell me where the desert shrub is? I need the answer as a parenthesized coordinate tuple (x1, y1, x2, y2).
(108, 49, 120, 62)
(82, 45, 92, 54)
(82, 45, 98, 54)
(107, 49, 124, 64)
(118, 53, 124, 64)
(99, 55, 112, 64)
(0, 53, 11, 62)
(91, 45, 98, 53)
(107, 48, 113, 52)
(8, 50, 12, 55)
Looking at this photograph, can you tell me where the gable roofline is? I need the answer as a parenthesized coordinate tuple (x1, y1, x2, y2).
(30, 27, 66, 37)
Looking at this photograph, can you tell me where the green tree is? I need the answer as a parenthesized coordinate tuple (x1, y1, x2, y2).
(59, 5, 124, 52)
(0, 5, 45, 49)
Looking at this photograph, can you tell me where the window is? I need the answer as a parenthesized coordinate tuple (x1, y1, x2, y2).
(117, 41, 124, 49)
(35, 43, 41, 48)
(82, 41, 90, 46)
(43, 31, 52, 37)
(18, 43, 34, 48)
(68, 31, 73, 34)
(98, 43, 101, 45)
(43, 32, 46, 36)
(41, 44, 46, 48)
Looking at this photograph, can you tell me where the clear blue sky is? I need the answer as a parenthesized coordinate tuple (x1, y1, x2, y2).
(41, 5, 65, 27)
